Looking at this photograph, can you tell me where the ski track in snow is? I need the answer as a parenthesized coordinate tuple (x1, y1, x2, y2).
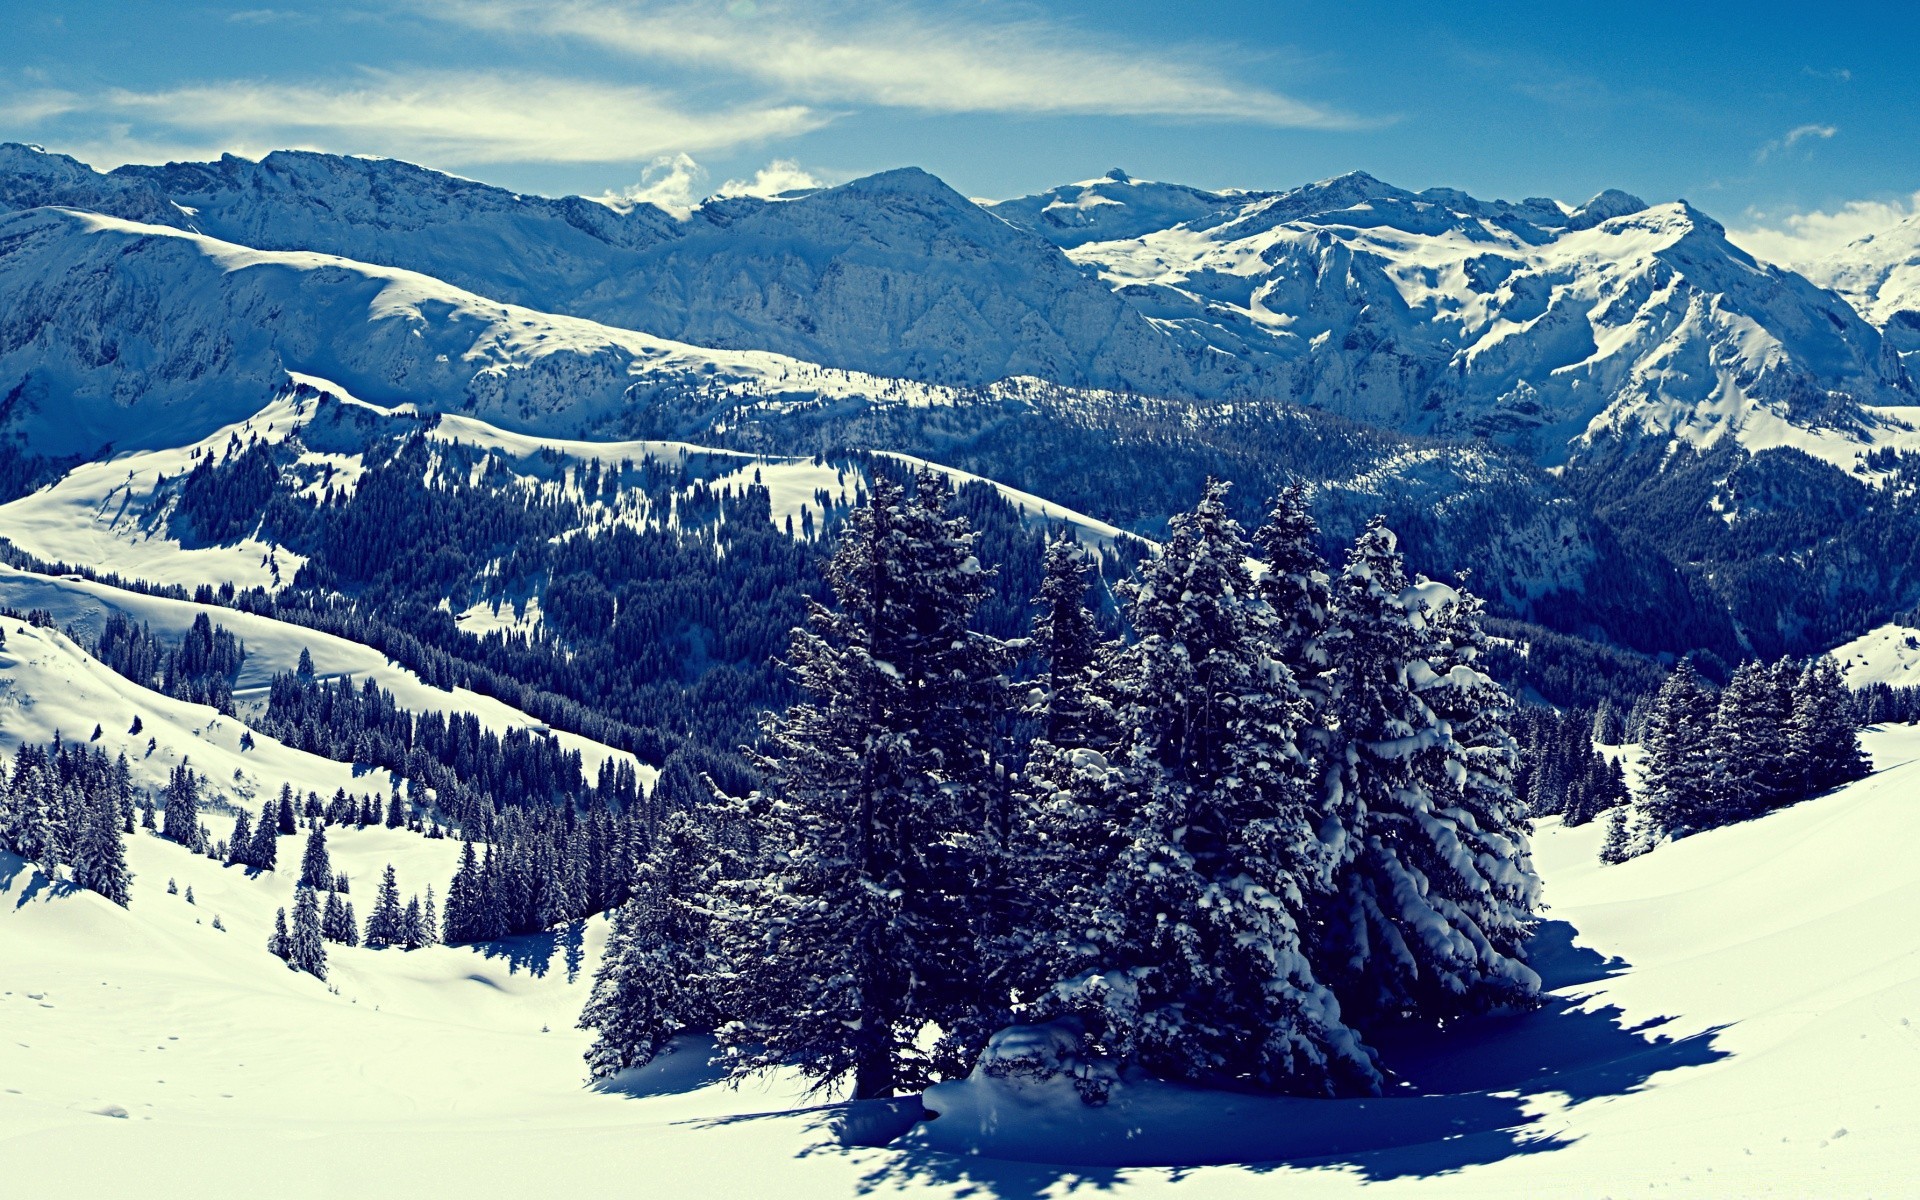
(5, 720, 1919, 1196)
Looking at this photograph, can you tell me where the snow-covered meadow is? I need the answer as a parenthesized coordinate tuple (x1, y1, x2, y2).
(5, 715, 1916, 1198)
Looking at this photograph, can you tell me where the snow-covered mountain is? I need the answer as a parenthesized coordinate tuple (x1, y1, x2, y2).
(0, 145, 1207, 397)
(0, 205, 955, 456)
(6, 143, 1911, 466)
(1805, 213, 1920, 370)
(991, 171, 1913, 460)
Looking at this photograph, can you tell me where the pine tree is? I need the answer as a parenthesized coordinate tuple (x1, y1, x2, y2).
(1251, 481, 1334, 705)
(443, 839, 483, 944)
(1028, 532, 1106, 745)
(297, 825, 332, 890)
(1317, 521, 1541, 1029)
(1707, 661, 1790, 821)
(226, 810, 253, 868)
(365, 864, 405, 948)
(1789, 658, 1871, 794)
(581, 802, 728, 1076)
(1029, 481, 1376, 1094)
(386, 792, 406, 829)
(276, 787, 297, 835)
(72, 778, 132, 906)
(1598, 804, 1634, 865)
(268, 907, 290, 960)
(248, 809, 278, 871)
(322, 891, 350, 942)
(288, 887, 327, 980)
(1637, 661, 1718, 836)
(719, 471, 1012, 1099)
(162, 761, 203, 850)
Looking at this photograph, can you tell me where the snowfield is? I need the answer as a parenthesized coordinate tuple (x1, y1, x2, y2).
(5, 724, 1918, 1197)
(0, 565, 646, 785)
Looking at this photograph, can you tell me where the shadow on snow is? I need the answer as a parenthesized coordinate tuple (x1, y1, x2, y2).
(707, 918, 1730, 1196)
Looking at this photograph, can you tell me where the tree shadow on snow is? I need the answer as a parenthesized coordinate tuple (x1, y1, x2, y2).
(471, 929, 561, 977)
(591, 1037, 732, 1099)
(799, 919, 1730, 1197)
(0, 853, 73, 909)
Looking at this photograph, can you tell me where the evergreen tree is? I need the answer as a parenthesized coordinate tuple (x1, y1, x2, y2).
(226, 810, 253, 868)
(161, 761, 203, 850)
(1707, 661, 1789, 820)
(1318, 521, 1542, 1029)
(1029, 481, 1375, 1094)
(580, 802, 728, 1076)
(248, 810, 278, 871)
(72, 778, 132, 906)
(297, 825, 332, 890)
(268, 906, 290, 960)
(719, 471, 1012, 1099)
(1598, 805, 1634, 865)
(276, 788, 297, 835)
(288, 887, 327, 980)
(443, 839, 484, 944)
(1789, 658, 1872, 794)
(365, 864, 405, 948)
(1636, 661, 1718, 837)
(1027, 533, 1105, 745)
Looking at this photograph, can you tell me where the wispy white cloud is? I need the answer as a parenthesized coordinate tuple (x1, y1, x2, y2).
(1801, 66, 1853, 83)
(1729, 191, 1920, 266)
(2, 71, 824, 168)
(596, 153, 825, 218)
(1754, 122, 1837, 164)
(431, 0, 1364, 128)
(714, 158, 822, 200)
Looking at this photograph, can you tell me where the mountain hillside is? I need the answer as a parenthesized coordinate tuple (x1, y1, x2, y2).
(7, 144, 1910, 465)
(6, 680, 1916, 1196)
(995, 172, 1913, 458)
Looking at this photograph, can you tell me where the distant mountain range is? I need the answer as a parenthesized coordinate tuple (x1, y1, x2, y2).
(5, 140, 1920, 670)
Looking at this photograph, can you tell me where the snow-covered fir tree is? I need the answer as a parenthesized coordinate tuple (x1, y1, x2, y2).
(1027, 481, 1376, 1095)
(288, 887, 327, 980)
(580, 799, 729, 1077)
(1788, 657, 1871, 795)
(718, 470, 1012, 1099)
(1635, 660, 1718, 837)
(365, 864, 406, 949)
(1317, 519, 1542, 1029)
(298, 824, 332, 890)
(161, 761, 203, 850)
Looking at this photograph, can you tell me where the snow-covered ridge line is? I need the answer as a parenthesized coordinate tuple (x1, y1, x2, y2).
(0, 618, 399, 816)
(0, 564, 647, 784)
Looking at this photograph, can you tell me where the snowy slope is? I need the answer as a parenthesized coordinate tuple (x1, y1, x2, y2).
(11, 142, 1908, 470)
(1806, 213, 1920, 371)
(0, 564, 645, 783)
(1827, 621, 1920, 689)
(0, 618, 398, 813)
(6, 725, 1918, 1196)
(1011, 172, 1914, 462)
(0, 206, 954, 457)
(1, 146, 1209, 397)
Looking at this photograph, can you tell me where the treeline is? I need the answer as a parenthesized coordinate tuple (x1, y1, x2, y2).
(581, 474, 1542, 1103)
(1602, 656, 1870, 862)
(253, 658, 622, 829)
(0, 737, 134, 906)
(1513, 704, 1629, 826)
(89, 611, 245, 715)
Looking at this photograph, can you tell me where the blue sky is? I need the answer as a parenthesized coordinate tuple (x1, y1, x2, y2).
(6, 0, 1917, 261)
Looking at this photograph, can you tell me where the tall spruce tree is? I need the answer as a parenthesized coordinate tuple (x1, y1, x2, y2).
(72, 779, 132, 906)
(1789, 658, 1871, 794)
(297, 825, 332, 890)
(161, 761, 203, 850)
(719, 470, 1011, 1099)
(1637, 661, 1718, 837)
(1029, 481, 1376, 1094)
(288, 887, 327, 980)
(1317, 521, 1542, 1028)
(366, 864, 405, 949)
(580, 801, 729, 1076)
